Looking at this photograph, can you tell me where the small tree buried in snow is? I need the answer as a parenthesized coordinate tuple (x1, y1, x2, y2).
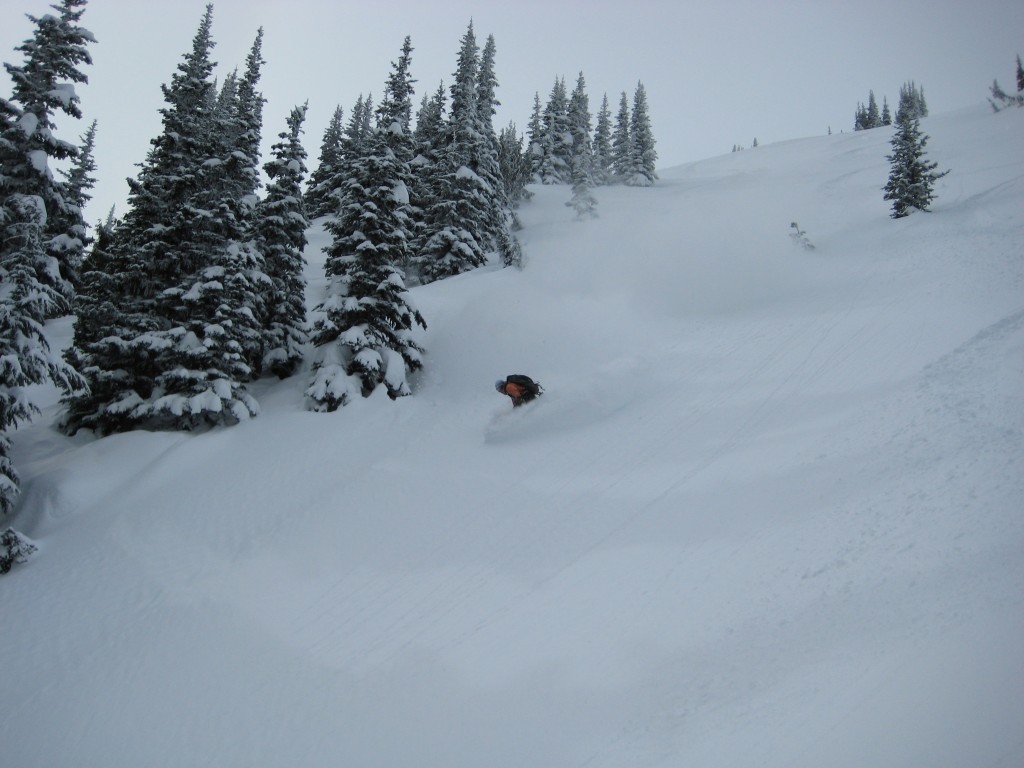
(883, 117, 949, 219)
(1, 528, 37, 574)
(987, 55, 1024, 112)
(789, 221, 815, 250)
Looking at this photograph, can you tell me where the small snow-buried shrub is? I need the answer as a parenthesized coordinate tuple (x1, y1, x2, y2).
(790, 221, 816, 251)
(1, 528, 38, 575)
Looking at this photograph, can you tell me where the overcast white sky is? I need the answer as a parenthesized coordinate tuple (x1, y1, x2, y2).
(3, 0, 1022, 226)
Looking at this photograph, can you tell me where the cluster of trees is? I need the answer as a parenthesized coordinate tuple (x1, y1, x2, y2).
(988, 54, 1024, 111)
(62, 8, 310, 438)
(526, 77, 657, 202)
(2, 2, 663, 515)
(854, 91, 892, 130)
(302, 22, 534, 408)
(855, 81, 927, 132)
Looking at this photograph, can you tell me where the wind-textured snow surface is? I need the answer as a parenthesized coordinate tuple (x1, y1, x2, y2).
(3, 105, 1023, 768)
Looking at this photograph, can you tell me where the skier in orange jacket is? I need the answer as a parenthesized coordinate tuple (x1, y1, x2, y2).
(495, 375, 543, 407)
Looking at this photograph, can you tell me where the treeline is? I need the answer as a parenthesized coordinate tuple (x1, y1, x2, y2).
(855, 81, 927, 131)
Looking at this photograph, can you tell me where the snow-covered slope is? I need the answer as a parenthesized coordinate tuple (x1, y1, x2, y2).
(3, 105, 1022, 768)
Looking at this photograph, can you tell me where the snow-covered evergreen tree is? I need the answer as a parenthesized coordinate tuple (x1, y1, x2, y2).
(377, 36, 417, 156)
(474, 33, 521, 268)
(525, 91, 544, 181)
(415, 21, 491, 282)
(64, 4, 261, 434)
(316, 94, 374, 222)
(591, 93, 614, 185)
(611, 91, 632, 182)
(375, 35, 420, 273)
(883, 116, 949, 219)
(50, 118, 97, 295)
(1, 195, 85, 514)
(565, 73, 597, 218)
(854, 103, 868, 131)
(256, 103, 309, 379)
(866, 90, 880, 128)
(497, 121, 531, 209)
(1, 0, 93, 512)
(305, 105, 344, 218)
(626, 81, 657, 186)
(409, 83, 447, 281)
(413, 83, 446, 163)
(538, 76, 571, 183)
(1, 0, 95, 316)
(306, 41, 426, 410)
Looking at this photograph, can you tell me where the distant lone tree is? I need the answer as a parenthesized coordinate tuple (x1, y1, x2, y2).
(882, 116, 949, 219)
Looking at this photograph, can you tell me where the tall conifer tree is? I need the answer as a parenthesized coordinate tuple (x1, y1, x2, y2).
(883, 117, 949, 218)
(1, 0, 92, 513)
(416, 21, 490, 282)
(64, 5, 261, 433)
(627, 81, 657, 186)
(307, 40, 426, 409)
(2, 0, 94, 314)
(592, 93, 614, 185)
(611, 91, 632, 182)
(257, 104, 310, 379)
(566, 73, 597, 218)
(305, 105, 344, 218)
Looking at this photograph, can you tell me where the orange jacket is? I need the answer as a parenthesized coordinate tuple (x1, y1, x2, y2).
(502, 381, 528, 402)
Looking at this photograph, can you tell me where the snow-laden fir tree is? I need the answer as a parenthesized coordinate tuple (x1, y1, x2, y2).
(496, 121, 531, 210)
(375, 35, 420, 274)
(591, 93, 614, 185)
(317, 94, 374, 222)
(525, 91, 544, 181)
(883, 116, 949, 219)
(1, 196, 86, 515)
(611, 91, 632, 182)
(63, 6, 222, 433)
(626, 81, 657, 186)
(408, 82, 447, 281)
(305, 105, 344, 217)
(1, 0, 95, 316)
(255, 103, 309, 379)
(306, 39, 425, 410)
(49, 119, 98, 295)
(566, 72, 597, 219)
(415, 21, 491, 283)
(537, 76, 571, 184)
(63, 5, 262, 434)
(139, 19, 267, 422)
(1, 0, 92, 513)
(475, 33, 523, 269)
(193, 29, 270, 382)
